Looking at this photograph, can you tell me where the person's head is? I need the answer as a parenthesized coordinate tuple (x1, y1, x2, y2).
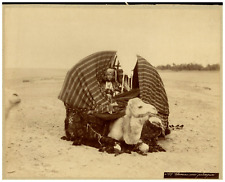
(105, 68, 115, 81)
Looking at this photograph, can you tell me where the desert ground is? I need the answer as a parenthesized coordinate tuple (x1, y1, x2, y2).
(3, 68, 222, 179)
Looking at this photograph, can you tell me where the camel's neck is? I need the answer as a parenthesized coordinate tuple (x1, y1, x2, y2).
(123, 116, 144, 145)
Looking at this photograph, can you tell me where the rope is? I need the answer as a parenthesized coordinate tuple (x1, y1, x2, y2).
(86, 123, 103, 146)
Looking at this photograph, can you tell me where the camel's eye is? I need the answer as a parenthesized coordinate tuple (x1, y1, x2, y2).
(13, 93, 18, 96)
(138, 105, 143, 109)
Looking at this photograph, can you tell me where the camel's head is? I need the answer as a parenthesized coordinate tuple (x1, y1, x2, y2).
(126, 98, 157, 118)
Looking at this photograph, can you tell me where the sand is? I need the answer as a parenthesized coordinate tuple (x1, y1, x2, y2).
(2, 68, 222, 179)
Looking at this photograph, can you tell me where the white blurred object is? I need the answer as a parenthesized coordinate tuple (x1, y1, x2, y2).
(116, 51, 137, 76)
(116, 51, 137, 92)
(4, 89, 21, 119)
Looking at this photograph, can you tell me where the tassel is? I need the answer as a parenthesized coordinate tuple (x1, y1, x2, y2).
(115, 68, 118, 82)
(110, 55, 117, 68)
(131, 72, 133, 89)
(121, 74, 125, 93)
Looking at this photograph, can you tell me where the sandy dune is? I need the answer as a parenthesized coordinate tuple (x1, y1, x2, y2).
(3, 68, 222, 179)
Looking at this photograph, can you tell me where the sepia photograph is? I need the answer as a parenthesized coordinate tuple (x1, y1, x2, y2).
(2, 2, 223, 180)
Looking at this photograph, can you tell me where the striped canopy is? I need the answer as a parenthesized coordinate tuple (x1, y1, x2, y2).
(58, 51, 169, 118)
(137, 55, 169, 116)
(58, 51, 116, 110)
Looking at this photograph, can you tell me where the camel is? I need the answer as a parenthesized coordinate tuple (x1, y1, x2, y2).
(4, 89, 21, 119)
(108, 98, 162, 147)
(64, 97, 164, 154)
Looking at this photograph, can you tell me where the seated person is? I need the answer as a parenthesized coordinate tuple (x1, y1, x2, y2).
(92, 67, 136, 115)
(102, 68, 121, 101)
(97, 68, 122, 114)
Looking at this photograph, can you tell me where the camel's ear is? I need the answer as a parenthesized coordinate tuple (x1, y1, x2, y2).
(125, 100, 132, 117)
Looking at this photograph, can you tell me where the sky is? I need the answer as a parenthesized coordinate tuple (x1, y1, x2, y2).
(3, 4, 222, 69)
